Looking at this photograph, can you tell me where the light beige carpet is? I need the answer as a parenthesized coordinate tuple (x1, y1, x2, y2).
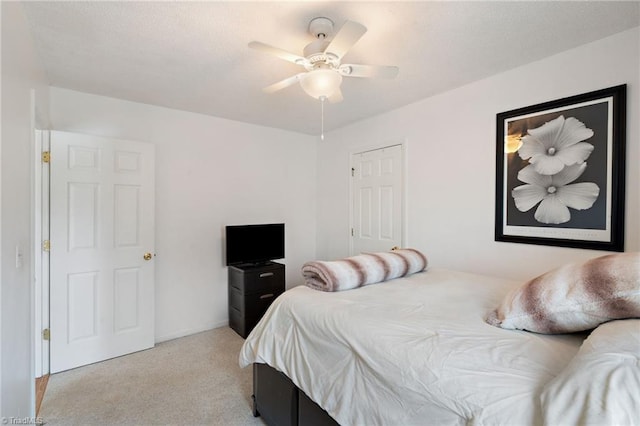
(39, 327, 266, 426)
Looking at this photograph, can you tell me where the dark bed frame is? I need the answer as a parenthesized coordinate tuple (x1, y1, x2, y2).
(252, 363, 340, 426)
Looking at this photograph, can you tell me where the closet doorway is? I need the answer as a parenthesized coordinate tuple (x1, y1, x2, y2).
(350, 143, 405, 255)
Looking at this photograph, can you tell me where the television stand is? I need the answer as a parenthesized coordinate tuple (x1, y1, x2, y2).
(228, 262, 285, 338)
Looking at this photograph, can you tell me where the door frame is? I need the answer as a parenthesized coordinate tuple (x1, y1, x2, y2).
(34, 129, 50, 378)
(348, 139, 408, 256)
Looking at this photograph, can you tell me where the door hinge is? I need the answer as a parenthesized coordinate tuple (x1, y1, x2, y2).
(351, 167, 355, 177)
(42, 329, 50, 341)
(351, 228, 354, 237)
(42, 151, 50, 163)
(42, 240, 50, 252)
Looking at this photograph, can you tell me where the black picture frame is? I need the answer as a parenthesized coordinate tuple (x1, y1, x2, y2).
(495, 85, 626, 251)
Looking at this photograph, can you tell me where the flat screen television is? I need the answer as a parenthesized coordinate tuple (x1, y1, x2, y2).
(225, 223, 285, 266)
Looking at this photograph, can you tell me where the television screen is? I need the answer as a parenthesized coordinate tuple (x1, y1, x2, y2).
(225, 223, 285, 266)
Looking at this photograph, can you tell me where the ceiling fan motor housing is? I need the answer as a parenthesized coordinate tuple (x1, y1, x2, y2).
(303, 40, 339, 69)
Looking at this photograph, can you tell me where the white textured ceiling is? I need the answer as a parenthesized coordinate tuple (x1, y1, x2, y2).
(22, 1, 640, 136)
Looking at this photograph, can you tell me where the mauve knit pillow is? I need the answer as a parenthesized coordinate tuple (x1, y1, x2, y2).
(485, 252, 640, 334)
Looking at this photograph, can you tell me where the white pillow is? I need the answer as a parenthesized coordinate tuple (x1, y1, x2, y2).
(540, 319, 640, 425)
(486, 252, 640, 333)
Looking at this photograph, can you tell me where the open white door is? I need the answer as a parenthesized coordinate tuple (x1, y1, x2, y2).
(351, 144, 404, 255)
(50, 131, 155, 373)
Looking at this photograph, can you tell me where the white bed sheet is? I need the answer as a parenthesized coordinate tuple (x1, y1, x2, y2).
(240, 268, 586, 426)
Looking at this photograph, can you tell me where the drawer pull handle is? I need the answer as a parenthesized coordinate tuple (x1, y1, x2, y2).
(260, 293, 274, 299)
(259, 272, 274, 278)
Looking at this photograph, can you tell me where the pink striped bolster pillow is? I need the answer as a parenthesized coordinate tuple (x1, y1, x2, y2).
(301, 248, 428, 292)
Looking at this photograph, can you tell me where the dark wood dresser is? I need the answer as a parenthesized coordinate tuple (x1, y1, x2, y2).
(228, 262, 285, 338)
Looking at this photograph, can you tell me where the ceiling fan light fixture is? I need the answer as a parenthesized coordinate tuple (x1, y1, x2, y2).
(300, 68, 343, 99)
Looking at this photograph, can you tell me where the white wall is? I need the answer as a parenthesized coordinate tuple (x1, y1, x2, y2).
(1, 2, 50, 418)
(49, 88, 317, 342)
(317, 27, 640, 281)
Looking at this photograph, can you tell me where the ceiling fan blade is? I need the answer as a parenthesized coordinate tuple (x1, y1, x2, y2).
(263, 73, 305, 94)
(328, 88, 343, 103)
(339, 64, 399, 79)
(248, 41, 309, 67)
(324, 21, 367, 60)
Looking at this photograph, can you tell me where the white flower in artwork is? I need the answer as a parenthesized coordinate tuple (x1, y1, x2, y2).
(512, 163, 600, 224)
(518, 115, 595, 175)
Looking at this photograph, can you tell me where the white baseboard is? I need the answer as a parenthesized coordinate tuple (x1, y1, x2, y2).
(154, 319, 229, 344)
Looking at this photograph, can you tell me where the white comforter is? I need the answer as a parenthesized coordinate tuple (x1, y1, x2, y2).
(239, 269, 586, 426)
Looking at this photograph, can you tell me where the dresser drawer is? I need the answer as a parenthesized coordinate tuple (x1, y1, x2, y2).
(246, 288, 282, 318)
(229, 264, 285, 294)
(230, 285, 282, 312)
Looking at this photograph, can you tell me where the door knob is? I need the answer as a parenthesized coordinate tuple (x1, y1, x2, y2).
(143, 252, 154, 261)
(391, 246, 400, 251)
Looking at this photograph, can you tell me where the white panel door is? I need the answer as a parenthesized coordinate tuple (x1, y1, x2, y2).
(351, 144, 403, 255)
(50, 131, 155, 373)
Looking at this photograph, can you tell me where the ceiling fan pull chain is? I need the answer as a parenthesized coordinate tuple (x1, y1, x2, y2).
(320, 96, 325, 140)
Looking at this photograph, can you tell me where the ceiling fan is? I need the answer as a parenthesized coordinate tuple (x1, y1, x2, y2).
(249, 17, 399, 103)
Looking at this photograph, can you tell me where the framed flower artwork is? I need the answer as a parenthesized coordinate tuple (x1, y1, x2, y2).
(495, 85, 626, 251)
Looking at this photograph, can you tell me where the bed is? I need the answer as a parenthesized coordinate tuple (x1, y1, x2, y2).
(239, 253, 640, 426)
